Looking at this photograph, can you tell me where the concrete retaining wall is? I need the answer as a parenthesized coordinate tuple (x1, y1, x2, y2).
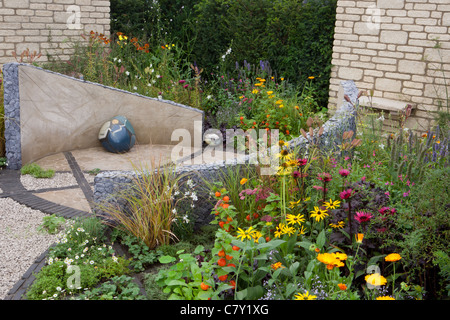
(2, 63, 204, 169)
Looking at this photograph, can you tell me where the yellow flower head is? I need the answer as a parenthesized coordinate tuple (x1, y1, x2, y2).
(267, 91, 274, 95)
(310, 207, 328, 222)
(330, 221, 345, 229)
(376, 296, 395, 300)
(286, 213, 305, 226)
(236, 226, 256, 241)
(294, 291, 316, 300)
(283, 224, 296, 236)
(355, 233, 364, 244)
(323, 199, 341, 210)
(271, 262, 284, 270)
(240, 178, 248, 185)
(365, 273, 387, 286)
(252, 230, 263, 243)
(385, 253, 402, 262)
(317, 252, 346, 269)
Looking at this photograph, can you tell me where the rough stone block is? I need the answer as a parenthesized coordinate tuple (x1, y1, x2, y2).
(398, 60, 426, 74)
(378, 0, 404, 9)
(380, 30, 408, 44)
(4, 0, 30, 8)
(375, 78, 402, 92)
(338, 67, 364, 80)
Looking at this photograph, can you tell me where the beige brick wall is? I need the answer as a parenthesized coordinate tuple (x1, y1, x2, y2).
(0, 0, 110, 66)
(329, 0, 450, 132)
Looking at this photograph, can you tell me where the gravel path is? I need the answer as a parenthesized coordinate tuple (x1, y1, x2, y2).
(0, 170, 83, 300)
(20, 172, 78, 190)
(0, 197, 62, 299)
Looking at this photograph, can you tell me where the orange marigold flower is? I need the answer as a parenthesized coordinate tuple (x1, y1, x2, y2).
(385, 253, 402, 262)
(338, 283, 347, 290)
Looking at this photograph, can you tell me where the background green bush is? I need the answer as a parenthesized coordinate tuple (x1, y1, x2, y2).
(110, 0, 337, 109)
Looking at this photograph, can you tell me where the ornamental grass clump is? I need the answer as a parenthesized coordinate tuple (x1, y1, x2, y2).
(96, 160, 187, 249)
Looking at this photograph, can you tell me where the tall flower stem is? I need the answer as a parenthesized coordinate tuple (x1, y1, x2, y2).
(347, 200, 353, 247)
(322, 181, 327, 206)
(282, 175, 287, 222)
(392, 262, 396, 297)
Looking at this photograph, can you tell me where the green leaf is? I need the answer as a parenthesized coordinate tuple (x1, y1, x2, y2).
(289, 262, 300, 275)
(286, 283, 297, 297)
(194, 245, 205, 254)
(159, 255, 176, 264)
(246, 285, 264, 300)
(304, 271, 312, 282)
(167, 280, 188, 287)
(236, 289, 247, 300)
(367, 254, 385, 266)
(254, 253, 268, 260)
(266, 193, 280, 202)
(257, 239, 286, 250)
(197, 291, 212, 300)
(297, 241, 312, 250)
(355, 269, 365, 279)
(316, 229, 326, 248)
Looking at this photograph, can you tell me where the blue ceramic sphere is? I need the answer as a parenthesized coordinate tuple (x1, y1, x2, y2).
(98, 115, 136, 153)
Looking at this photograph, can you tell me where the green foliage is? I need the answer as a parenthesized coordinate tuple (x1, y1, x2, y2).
(109, 0, 337, 109)
(25, 261, 66, 300)
(26, 218, 131, 300)
(74, 275, 146, 300)
(433, 250, 450, 297)
(386, 128, 430, 184)
(155, 245, 232, 300)
(20, 163, 55, 178)
(38, 214, 66, 234)
(111, 228, 159, 272)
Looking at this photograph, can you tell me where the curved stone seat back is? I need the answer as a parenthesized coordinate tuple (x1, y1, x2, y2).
(2, 63, 203, 169)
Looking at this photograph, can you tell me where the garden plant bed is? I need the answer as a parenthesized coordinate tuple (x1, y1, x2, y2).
(1, 1, 449, 302)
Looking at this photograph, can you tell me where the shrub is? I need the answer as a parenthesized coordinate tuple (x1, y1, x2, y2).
(110, 0, 337, 109)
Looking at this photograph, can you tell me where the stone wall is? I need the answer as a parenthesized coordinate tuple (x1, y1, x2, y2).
(0, 0, 110, 66)
(328, 0, 450, 133)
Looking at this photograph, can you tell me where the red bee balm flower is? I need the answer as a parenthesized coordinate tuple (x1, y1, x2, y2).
(339, 169, 350, 177)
